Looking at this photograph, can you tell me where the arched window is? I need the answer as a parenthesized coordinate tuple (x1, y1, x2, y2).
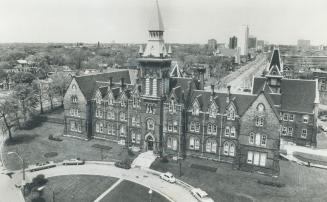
(108, 93, 114, 105)
(169, 99, 176, 113)
(147, 119, 155, 130)
(167, 137, 178, 150)
(192, 102, 200, 115)
(96, 91, 102, 104)
(249, 132, 255, 144)
(189, 137, 200, 150)
(209, 103, 218, 118)
(119, 112, 126, 121)
(153, 78, 157, 96)
(225, 126, 230, 137)
(257, 103, 265, 112)
(230, 127, 236, 137)
(206, 139, 217, 153)
(212, 124, 217, 135)
(119, 125, 126, 136)
(71, 95, 78, 103)
(227, 107, 235, 120)
(72, 84, 77, 90)
(207, 123, 212, 134)
(223, 141, 235, 156)
(145, 78, 150, 95)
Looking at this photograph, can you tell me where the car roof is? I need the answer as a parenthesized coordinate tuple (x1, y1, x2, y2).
(192, 188, 208, 197)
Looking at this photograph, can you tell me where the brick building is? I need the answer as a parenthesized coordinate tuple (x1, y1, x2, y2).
(63, 2, 318, 175)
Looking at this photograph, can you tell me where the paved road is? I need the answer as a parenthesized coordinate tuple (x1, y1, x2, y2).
(24, 163, 198, 202)
(205, 54, 268, 93)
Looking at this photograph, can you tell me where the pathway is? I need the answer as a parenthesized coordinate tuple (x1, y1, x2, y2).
(131, 151, 158, 168)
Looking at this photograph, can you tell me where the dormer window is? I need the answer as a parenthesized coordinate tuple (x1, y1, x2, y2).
(96, 91, 102, 104)
(169, 99, 176, 113)
(192, 102, 199, 116)
(71, 96, 78, 103)
(108, 93, 114, 105)
(147, 119, 155, 130)
(227, 106, 235, 120)
(209, 103, 217, 118)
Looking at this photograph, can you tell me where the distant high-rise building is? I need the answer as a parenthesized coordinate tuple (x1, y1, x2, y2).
(257, 40, 265, 50)
(229, 36, 238, 49)
(239, 25, 249, 56)
(297, 39, 311, 50)
(208, 39, 217, 50)
(248, 36, 257, 49)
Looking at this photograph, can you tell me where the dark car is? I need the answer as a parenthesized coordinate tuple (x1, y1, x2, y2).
(114, 161, 131, 169)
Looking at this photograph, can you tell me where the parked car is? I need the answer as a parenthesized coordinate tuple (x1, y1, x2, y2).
(160, 172, 176, 183)
(62, 158, 85, 165)
(29, 161, 56, 172)
(190, 188, 214, 202)
(114, 161, 131, 169)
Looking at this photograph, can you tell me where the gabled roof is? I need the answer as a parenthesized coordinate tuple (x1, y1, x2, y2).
(252, 77, 266, 94)
(74, 70, 131, 100)
(148, 0, 164, 31)
(170, 61, 183, 78)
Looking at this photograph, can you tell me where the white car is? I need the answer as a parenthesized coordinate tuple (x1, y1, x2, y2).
(62, 159, 85, 165)
(160, 172, 176, 183)
(190, 188, 214, 202)
(29, 161, 56, 172)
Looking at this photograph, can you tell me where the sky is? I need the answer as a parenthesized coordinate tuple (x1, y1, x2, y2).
(0, 0, 326, 45)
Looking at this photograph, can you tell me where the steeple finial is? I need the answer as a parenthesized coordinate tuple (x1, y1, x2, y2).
(148, 0, 164, 31)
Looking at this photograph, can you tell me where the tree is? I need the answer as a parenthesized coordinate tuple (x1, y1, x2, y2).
(50, 72, 71, 106)
(12, 72, 36, 84)
(0, 97, 19, 140)
(14, 84, 39, 122)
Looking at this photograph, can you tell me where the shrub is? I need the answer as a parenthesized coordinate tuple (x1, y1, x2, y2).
(127, 149, 135, 156)
(160, 156, 169, 163)
(257, 179, 285, 188)
(32, 174, 48, 187)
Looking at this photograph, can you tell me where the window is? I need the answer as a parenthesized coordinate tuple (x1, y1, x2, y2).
(70, 121, 81, 132)
(70, 108, 79, 117)
(152, 78, 157, 96)
(71, 96, 78, 103)
(72, 84, 77, 90)
(247, 151, 267, 167)
(132, 132, 136, 143)
(192, 102, 200, 116)
(120, 125, 126, 136)
(249, 133, 255, 144)
(132, 116, 136, 126)
(96, 92, 102, 104)
(147, 119, 155, 130)
(289, 114, 294, 121)
(190, 122, 195, 132)
(257, 103, 265, 112)
(167, 137, 177, 150)
(227, 107, 235, 120)
(288, 127, 293, 136)
(303, 115, 309, 123)
(189, 137, 200, 150)
(145, 78, 150, 95)
(206, 139, 217, 153)
(132, 97, 139, 108)
(230, 127, 236, 137)
(173, 121, 178, 132)
(168, 122, 173, 132)
(212, 125, 217, 135)
(168, 99, 176, 113)
(261, 135, 267, 146)
(282, 126, 287, 136)
(283, 114, 288, 121)
(107, 110, 115, 120)
(146, 104, 154, 114)
(223, 141, 235, 156)
(121, 98, 126, 107)
(225, 126, 230, 137)
(301, 129, 307, 138)
(255, 134, 261, 146)
(96, 109, 103, 118)
(195, 122, 200, 132)
(207, 123, 212, 134)
(107, 123, 115, 135)
(256, 117, 264, 127)
(119, 112, 126, 121)
(96, 122, 103, 133)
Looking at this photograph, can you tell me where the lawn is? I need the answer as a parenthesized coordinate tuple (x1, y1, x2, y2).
(99, 180, 170, 202)
(25, 175, 118, 202)
(3, 121, 135, 170)
(151, 157, 327, 202)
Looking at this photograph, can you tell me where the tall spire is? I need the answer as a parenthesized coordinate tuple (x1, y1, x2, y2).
(149, 0, 164, 31)
(269, 47, 283, 72)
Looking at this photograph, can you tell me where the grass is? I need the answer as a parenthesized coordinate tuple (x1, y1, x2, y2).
(24, 175, 118, 202)
(99, 180, 170, 202)
(151, 157, 327, 202)
(3, 122, 134, 170)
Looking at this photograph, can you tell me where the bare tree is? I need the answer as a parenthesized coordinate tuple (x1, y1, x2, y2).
(0, 97, 19, 140)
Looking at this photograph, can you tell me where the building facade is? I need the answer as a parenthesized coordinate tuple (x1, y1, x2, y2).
(63, 2, 318, 175)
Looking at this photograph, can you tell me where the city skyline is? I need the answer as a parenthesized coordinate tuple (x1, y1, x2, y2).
(0, 0, 326, 45)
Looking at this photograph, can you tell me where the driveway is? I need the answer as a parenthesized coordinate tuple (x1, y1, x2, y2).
(24, 163, 198, 202)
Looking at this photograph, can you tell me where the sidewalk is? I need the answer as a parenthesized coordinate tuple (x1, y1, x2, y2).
(131, 151, 158, 168)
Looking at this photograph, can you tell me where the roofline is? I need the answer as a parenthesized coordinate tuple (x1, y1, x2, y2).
(75, 69, 129, 78)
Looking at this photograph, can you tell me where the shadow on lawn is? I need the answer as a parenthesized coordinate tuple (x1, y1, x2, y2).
(5, 134, 40, 146)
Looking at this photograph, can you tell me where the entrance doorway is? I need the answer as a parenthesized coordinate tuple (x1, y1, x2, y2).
(146, 135, 154, 151)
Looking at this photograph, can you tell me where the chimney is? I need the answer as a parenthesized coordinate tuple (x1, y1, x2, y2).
(211, 84, 215, 96)
(197, 67, 206, 90)
(227, 85, 231, 103)
(120, 78, 125, 90)
(109, 77, 113, 89)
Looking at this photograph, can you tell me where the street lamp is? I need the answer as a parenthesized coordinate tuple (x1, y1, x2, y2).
(7, 152, 25, 187)
(148, 188, 153, 202)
